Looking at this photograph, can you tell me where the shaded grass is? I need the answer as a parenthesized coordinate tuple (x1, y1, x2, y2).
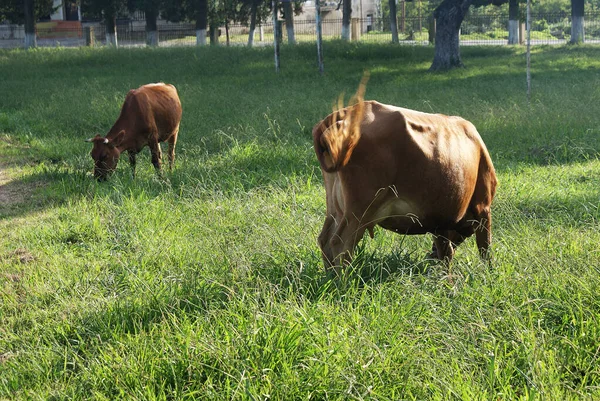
(0, 43, 599, 399)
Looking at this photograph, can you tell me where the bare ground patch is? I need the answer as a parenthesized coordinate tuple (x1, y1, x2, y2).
(0, 166, 29, 208)
(3, 248, 36, 265)
(0, 135, 44, 211)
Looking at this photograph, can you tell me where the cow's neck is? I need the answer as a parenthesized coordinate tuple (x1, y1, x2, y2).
(106, 123, 134, 153)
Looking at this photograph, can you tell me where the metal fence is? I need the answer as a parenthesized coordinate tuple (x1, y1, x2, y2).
(2, 12, 600, 49)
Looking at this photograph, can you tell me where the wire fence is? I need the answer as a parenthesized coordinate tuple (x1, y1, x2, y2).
(2, 12, 600, 49)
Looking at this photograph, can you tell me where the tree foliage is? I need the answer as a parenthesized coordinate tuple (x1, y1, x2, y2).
(80, 0, 128, 21)
(0, 0, 55, 24)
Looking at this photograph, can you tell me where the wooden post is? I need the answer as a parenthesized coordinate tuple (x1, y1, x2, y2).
(85, 26, 95, 46)
(351, 18, 360, 41)
(272, 0, 280, 73)
(316, 0, 324, 75)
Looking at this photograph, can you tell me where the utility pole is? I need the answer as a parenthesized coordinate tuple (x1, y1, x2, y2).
(273, 0, 280, 73)
(316, 0, 324, 74)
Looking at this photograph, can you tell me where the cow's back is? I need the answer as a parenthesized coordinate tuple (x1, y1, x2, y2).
(334, 101, 492, 231)
(112, 83, 181, 142)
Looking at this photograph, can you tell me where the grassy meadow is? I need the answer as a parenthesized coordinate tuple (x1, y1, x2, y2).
(1, 43, 599, 400)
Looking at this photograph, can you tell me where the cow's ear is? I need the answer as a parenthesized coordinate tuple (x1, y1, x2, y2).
(85, 134, 103, 143)
(111, 130, 125, 148)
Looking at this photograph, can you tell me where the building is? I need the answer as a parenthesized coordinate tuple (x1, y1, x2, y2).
(49, 0, 80, 21)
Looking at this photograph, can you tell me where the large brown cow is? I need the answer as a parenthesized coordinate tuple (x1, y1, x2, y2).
(313, 91, 497, 272)
(86, 83, 182, 181)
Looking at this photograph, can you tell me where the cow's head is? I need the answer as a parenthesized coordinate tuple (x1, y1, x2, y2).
(86, 131, 125, 181)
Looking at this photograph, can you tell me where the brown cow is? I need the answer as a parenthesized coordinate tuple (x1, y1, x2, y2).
(313, 91, 497, 272)
(86, 83, 182, 181)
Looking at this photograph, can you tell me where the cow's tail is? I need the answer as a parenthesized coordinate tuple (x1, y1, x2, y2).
(313, 73, 369, 173)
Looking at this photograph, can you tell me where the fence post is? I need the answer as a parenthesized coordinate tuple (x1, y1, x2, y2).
(84, 26, 95, 47)
(351, 18, 360, 41)
(519, 22, 525, 45)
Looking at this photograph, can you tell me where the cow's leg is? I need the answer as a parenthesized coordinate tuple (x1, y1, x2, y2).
(329, 216, 366, 272)
(473, 205, 492, 262)
(149, 139, 163, 172)
(431, 231, 455, 264)
(470, 157, 496, 263)
(167, 127, 179, 171)
(128, 150, 137, 178)
(318, 215, 337, 269)
(429, 227, 475, 259)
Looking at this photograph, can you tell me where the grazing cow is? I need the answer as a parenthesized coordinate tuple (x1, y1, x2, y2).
(313, 88, 497, 272)
(86, 83, 182, 181)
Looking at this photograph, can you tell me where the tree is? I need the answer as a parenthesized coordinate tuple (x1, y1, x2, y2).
(0, 0, 56, 48)
(571, 0, 584, 43)
(128, 0, 162, 46)
(507, 0, 519, 44)
(23, 0, 34, 48)
(246, 0, 261, 46)
(341, 0, 351, 40)
(239, 0, 272, 46)
(389, 0, 399, 43)
(194, 0, 209, 45)
(82, 0, 128, 46)
(282, 0, 295, 44)
(161, 0, 208, 45)
(429, 0, 472, 70)
(208, 0, 223, 44)
(428, 0, 507, 70)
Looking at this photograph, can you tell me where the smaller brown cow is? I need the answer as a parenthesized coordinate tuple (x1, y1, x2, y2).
(313, 88, 497, 272)
(86, 83, 182, 181)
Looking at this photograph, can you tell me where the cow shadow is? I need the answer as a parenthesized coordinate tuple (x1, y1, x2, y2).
(247, 239, 437, 304)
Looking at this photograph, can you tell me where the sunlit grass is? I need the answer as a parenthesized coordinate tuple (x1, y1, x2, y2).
(1, 44, 599, 399)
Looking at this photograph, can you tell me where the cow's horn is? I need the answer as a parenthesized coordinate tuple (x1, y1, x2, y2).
(103, 138, 109, 144)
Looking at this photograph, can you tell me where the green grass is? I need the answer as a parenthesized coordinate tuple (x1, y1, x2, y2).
(1, 43, 599, 400)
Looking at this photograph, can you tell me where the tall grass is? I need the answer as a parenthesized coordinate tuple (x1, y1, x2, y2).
(1, 43, 599, 399)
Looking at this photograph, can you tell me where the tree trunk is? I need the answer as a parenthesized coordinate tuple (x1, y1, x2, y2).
(23, 0, 36, 49)
(571, 0, 585, 44)
(225, 21, 230, 46)
(429, 0, 472, 71)
(196, 28, 207, 45)
(145, 5, 159, 47)
(248, 0, 258, 47)
(105, 14, 118, 47)
(341, 0, 351, 41)
(196, 0, 208, 45)
(316, 0, 324, 74)
(400, 0, 405, 33)
(283, 1, 295, 44)
(389, 0, 399, 43)
(210, 25, 219, 45)
(507, 0, 519, 44)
